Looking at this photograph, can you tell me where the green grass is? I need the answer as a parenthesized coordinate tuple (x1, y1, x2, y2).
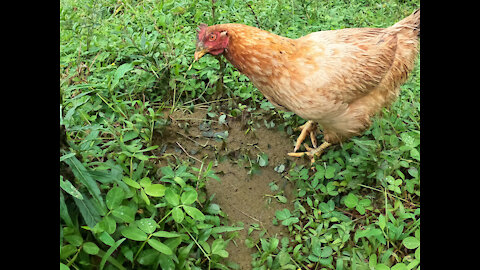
(60, 0, 420, 269)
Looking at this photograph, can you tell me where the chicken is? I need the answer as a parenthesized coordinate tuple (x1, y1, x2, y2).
(194, 9, 420, 163)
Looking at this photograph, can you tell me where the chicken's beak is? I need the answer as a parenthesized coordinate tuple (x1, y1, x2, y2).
(194, 47, 209, 61)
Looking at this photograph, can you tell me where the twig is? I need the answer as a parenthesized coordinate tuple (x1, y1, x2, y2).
(231, 205, 260, 223)
(182, 224, 211, 262)
(171, 117, 219, 123)
(175, 131, 210, 147)
(193, 97, 232, 106)
(358, 184, 419, 207)
(245, 1, 260, 28)
(176, 141, 202, 163)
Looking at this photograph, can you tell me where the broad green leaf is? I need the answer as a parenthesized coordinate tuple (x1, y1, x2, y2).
(60, 176, 83, 199)
(402, 237, 420, 249)
(153, 231, 182, 238)
(325, 166, 335, 179)
(112, 205, 136, 223)
(158, 253, 175, 270)
(121, 226, 148, 241)
(257, 153, 269, 167)
(277, 251, 290, 266)
(83, 242, 100, 255)
(281, 217, 299, 226)
(320, 246, 333, 258)
(165, 188, 179, 206)
(148, 238, 173, 255)
(211, 226, 244, 234)
(270, 238, 279, 251)
(139, 177, 152, 188)
(410, 148, 420, 161)
(111, 63, 133, 89)
(391, 263, 407, 270)
(211, 239, 228, 257)
(344, 193, 358, 208)
(98, 216, 116, 234)
(60, 263, 69, 270)
(137, 249, 159, 266)
(378, 214, 386, 230)
(60, 244, 76, 260)
(173, 176, 186, 188)
(356, 204, 366, 215)
(60, 190, 74, 227)
(181, 189, 198, 205)
(160, 166, 175, 178)
(65, 234, 83, 247)
(140, 189, 150, 205)
(183, 205, 205, 221)
(98, 231, 115, 246)
(144, 184, 166, 197)
(359, 198, 371, 207)
(64, 156, 106, 214)
(200, 241, 211, 254)
(73, 195, 101, 229)
(171, 206, 184, 223)
(123, 177, 140, 189)
(375, 264, 390, 270)
(123, 130, 139, 142)
(137, 218, 157, 234)
(369, 254, 377, 268)
(106, 187, 124, 210)
(99, 238, 126, 270)
(276, 195, 288, 203)
(408, 167, 418, 178)
(275, 209, 291, 220)
(407, 259, 420, 270)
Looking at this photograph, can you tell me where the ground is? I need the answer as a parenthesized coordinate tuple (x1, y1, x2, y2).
(152, 108, 308, 268)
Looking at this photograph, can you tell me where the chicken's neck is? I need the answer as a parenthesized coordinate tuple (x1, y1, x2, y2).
(220, 24, 297, 80)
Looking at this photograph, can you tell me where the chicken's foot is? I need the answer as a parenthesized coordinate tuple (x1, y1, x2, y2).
(293, 121, 318, 152)
(288, 141, 332, 164)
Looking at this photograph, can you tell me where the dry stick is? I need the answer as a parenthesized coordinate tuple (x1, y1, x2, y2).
(245, 1, 260, 28)
(175, 131, 210, 147)
(175, 142, 202, 163)
(357, 183, 418, 207)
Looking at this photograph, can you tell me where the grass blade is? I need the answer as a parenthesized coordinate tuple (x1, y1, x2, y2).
(99, 238, 126, 270)
(63, 155, 107, 215)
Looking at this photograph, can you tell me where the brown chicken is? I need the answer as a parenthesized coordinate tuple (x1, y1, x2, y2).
(194, 9, 420, 163)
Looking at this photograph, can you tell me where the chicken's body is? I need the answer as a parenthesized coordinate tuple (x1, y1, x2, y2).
(195, 10, 420, 162)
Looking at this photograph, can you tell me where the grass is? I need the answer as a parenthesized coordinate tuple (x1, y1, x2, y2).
(60, 0, 420, 269)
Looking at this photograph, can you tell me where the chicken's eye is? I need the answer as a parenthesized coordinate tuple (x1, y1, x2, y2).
(209, 34, 216, 41)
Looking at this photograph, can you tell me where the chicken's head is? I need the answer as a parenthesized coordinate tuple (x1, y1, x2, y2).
(194, 24, 229, 61)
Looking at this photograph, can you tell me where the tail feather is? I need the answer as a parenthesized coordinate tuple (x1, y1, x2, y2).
(391, 9, 420, 36)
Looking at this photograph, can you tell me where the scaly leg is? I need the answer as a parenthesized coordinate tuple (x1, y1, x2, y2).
(288, 141, 332, 164)
(293, 121, 318, 152)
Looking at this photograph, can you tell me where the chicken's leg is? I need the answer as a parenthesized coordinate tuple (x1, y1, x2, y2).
(288, 141, 332, 164)
(293, 121, 318, 152)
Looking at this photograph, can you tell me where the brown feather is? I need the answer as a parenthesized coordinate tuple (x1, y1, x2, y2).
(202, 10, 420, 144)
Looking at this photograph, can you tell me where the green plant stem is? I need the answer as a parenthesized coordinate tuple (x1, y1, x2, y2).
(66, 246, 82, 267)
(357, 184, 418, 207)
(133, 208, 174, 263)
(181, 223, 211, 262)
(96, 249, 127, 270)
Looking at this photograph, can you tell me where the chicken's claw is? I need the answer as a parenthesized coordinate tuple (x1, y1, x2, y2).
(293, 121, 318, 152)
(288, 141, 332, 165)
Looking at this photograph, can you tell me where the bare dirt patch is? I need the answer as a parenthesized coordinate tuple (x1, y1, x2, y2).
(152, 108, 309, 269)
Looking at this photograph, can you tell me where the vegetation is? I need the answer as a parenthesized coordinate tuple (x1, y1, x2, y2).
(60, 0, 420, 269)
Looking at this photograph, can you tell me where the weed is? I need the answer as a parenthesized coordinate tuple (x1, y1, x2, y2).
(60, 0, 419, 269)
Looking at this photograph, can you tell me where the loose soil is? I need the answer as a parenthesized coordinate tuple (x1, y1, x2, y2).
(152, 107, 310, 269)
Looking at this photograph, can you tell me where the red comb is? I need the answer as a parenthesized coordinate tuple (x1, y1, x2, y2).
(197, 23, 208, 37)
